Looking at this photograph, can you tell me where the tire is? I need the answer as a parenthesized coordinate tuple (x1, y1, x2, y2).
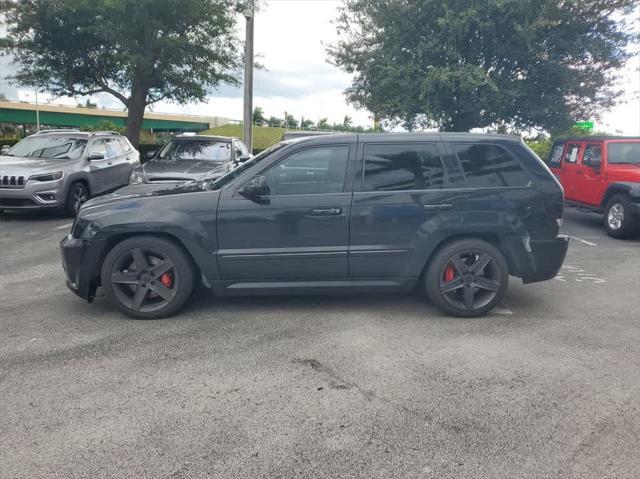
(65, 182, 89, 217)
(604, 194, 639, 239)
(425, 239, 509, 318)
(101, 236, 195, 319)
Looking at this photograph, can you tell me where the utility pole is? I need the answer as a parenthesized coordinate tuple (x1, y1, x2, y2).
(243, 0, 254, 152)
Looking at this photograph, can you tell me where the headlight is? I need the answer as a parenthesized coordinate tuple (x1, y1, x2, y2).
(29, 171, 63, 182)
(129, 169, 144, 184)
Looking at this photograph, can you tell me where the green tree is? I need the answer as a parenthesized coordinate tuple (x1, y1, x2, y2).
(1, 0, 241, 146)
(301, 118, 315, 129)
(343, 115, 352, 128)
(329, 0, 638, 132)
(317, 118, 329, 130)
(253, 106, 266, 124)
(267, 116, 282, 127)
(284, 113, 298, 129)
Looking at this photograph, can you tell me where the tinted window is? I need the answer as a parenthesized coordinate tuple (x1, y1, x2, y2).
(89, 140, 108, 158)
(6, 136, 87, 160)
(608, 142, 640, 164)
(157, 140, 231, 163)
(549, 143, 565, 166)
(262, 145, 349, 196)
(451, 143, 531, 188)
(363, 143, 443, 191)
(106, 138, 124, 156)
(563, 143, 581, 164)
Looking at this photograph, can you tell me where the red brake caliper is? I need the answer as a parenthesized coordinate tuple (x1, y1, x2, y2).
(443, 263, 456, 282)
(159, 272, 173, 288)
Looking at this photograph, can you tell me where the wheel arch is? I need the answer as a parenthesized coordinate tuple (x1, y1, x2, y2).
(601, 182, 640, 208)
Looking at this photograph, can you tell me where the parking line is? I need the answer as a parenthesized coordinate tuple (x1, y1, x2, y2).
(569, 235, 597, 246)
(54, 223, 73, 230)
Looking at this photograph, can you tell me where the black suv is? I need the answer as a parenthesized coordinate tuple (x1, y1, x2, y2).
(61, 133, 568, 319)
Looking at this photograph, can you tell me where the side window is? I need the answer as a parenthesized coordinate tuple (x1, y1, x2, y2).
(89, 139, 108, 158)
(106, 138, 124, 157)
(234, 141, 244, 159)
(583, 144, 601, 166)
(451, 143, 531, 188)
(549, 143, 565, 167)
(117, 137, 131, 153)
(262, 145, 350, 196)
(363, 143, 444, 191)
(563, 143, 581, 164)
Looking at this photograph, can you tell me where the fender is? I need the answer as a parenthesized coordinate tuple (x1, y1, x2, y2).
(601, 182, 640, 207)
(63, 171, 93, 197)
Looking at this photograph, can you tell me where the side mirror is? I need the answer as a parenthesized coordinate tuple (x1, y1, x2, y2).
(239, 175, 269, 199)
(146, 151, 156, 160)
(237, 154, 251, 163)
(88, 152, 105, 160)
(1, 145, 10, 154)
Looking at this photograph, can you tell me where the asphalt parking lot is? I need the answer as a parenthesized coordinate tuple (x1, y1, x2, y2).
(1, 208, 639, 478)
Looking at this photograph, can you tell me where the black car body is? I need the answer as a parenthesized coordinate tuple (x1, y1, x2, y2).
(127, 134, 250, 187)
(61, 133, 568, 319)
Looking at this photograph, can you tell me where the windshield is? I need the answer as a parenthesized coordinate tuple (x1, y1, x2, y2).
(5, 136, 87, 160)
(154, 140, 232, 163)
(608, 142, 640, 164)
(205, 142, 288, 190)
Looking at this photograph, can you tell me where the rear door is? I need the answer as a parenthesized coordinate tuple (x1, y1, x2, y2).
(105, 137, 132, 188)
(216, 143, 355, 280)
(349, 141, 451, 277)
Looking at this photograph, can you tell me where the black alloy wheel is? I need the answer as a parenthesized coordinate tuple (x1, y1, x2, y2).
(66, 182, 89, 216)
(101, 236, 195, 319)
(425, 239, 508, 317)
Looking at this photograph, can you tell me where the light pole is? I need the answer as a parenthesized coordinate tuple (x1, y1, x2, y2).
(243, 0, 254, 152)
(35, 88, 41, 131)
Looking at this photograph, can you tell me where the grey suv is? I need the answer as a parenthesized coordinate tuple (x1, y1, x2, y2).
(0, 130, 140, 215)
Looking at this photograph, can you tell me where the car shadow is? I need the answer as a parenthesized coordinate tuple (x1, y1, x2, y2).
(0, 209, 70, 223)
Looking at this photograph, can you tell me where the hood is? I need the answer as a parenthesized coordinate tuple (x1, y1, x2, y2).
(140, 159, 231, 182)
(0, 155, 76, 175)
(82, 181, 204, 211)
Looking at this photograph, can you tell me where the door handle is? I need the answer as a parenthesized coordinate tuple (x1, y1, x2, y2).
(423, 204, 453, 211)
(310, 207, 342, 216)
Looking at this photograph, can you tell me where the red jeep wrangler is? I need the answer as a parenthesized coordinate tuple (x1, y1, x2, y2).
(548, 137, 640, 238)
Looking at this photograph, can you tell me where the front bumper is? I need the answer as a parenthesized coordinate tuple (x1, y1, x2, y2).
(0, 180, 65, 209)
(60, 236, 107, 301)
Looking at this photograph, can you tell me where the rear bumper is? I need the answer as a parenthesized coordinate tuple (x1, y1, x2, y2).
(502, 235, 569, 284)
(60, 236, 106, 301)
(522, 235, 569, 284)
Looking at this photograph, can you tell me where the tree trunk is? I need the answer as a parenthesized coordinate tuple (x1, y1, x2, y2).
(125, 81, 147, 148)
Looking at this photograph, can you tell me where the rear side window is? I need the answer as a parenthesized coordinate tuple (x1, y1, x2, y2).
(450, 143, 531, 188)
(363, 143, 444, 191)
(118, 137, 132, 152)
(549, 143, 565, 166)
(608, 142, 640, 164)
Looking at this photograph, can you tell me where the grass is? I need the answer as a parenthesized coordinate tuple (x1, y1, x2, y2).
(202, 123, 289, 151)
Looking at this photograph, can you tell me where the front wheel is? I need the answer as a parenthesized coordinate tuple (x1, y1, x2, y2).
(604, 194, 639, 239)
(65, 182, 89, 216)
(425, 239, 509, 318)
(101, 236, 195, 319)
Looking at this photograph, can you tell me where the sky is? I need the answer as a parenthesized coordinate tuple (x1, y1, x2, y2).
(1, 0, 639, 134)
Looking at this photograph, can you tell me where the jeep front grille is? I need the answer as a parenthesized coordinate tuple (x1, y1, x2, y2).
(0, 175, 26, 188)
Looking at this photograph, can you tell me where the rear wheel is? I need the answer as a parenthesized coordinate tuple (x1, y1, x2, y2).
(425, 239, 508, 318)
(65, 182, 89, 216)
(101, 236, 195, 319)
(604, 194, 638, 239)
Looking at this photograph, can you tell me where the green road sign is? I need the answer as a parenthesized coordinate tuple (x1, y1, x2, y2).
(575, 121, 594, 132)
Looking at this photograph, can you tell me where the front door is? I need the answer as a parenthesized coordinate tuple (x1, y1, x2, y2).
(86, 139, 111, 193)
(559, 142, 583, 200)
(216, 144, 354, 280)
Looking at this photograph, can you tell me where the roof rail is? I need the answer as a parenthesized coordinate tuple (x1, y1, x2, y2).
(89, 130, 121, 136)
(33, 129, 81, 135)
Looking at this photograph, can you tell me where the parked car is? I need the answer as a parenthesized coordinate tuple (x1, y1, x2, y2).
(127, 134, 250, 187)
(0, 129, 139, 215)
(548, 136, 640, 238)
(61, 133, 568, 319)
(281, 130, 337, 140)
